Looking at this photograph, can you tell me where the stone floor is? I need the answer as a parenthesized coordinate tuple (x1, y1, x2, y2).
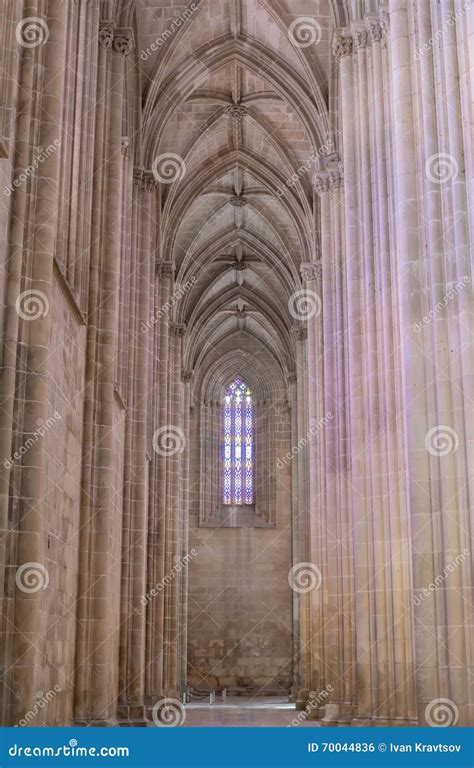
(182, 696, 320, 727)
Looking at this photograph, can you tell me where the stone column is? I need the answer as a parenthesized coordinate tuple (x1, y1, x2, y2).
(118, 169, 155, 726)
(145, 261, 174, 717)
(300, 259, 325, 718)
(73, 21, 129, 725)
(6, 0, 69, 725)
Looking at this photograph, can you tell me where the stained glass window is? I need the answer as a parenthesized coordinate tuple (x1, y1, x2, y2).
(223, 376, 253, 505)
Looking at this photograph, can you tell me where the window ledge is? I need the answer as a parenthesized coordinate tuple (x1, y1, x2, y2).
(199, 504, 275, 528)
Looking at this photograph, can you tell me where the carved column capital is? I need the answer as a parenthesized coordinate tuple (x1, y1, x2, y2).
(332, 30, 353, 61)
(182, 370, 193, 384)
(300, 261, 322, 282)
(98, 21, 114, 48)
(367, 16, 383, 44)
(352, 24, 368, 51)
(161, 261, 175, 279)
(314, 172, 330, 195)
(113, 28, 134, 56)
(170, 323, 186, 338)
(291, 325, 307, 342)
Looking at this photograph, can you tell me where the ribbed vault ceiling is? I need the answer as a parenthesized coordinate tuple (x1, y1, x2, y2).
(130, 0, 349, 386)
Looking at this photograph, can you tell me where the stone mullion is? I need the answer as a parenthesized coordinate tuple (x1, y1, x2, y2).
(73, 23, 126, 725)
(9, 0, 69, 726)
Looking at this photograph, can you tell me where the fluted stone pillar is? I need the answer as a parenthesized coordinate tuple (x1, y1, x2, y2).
(300, 259, 325, 719)
(6, 0, 69, 726)
(73, 21, 130, 725)
(118, 169, 155, 726)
